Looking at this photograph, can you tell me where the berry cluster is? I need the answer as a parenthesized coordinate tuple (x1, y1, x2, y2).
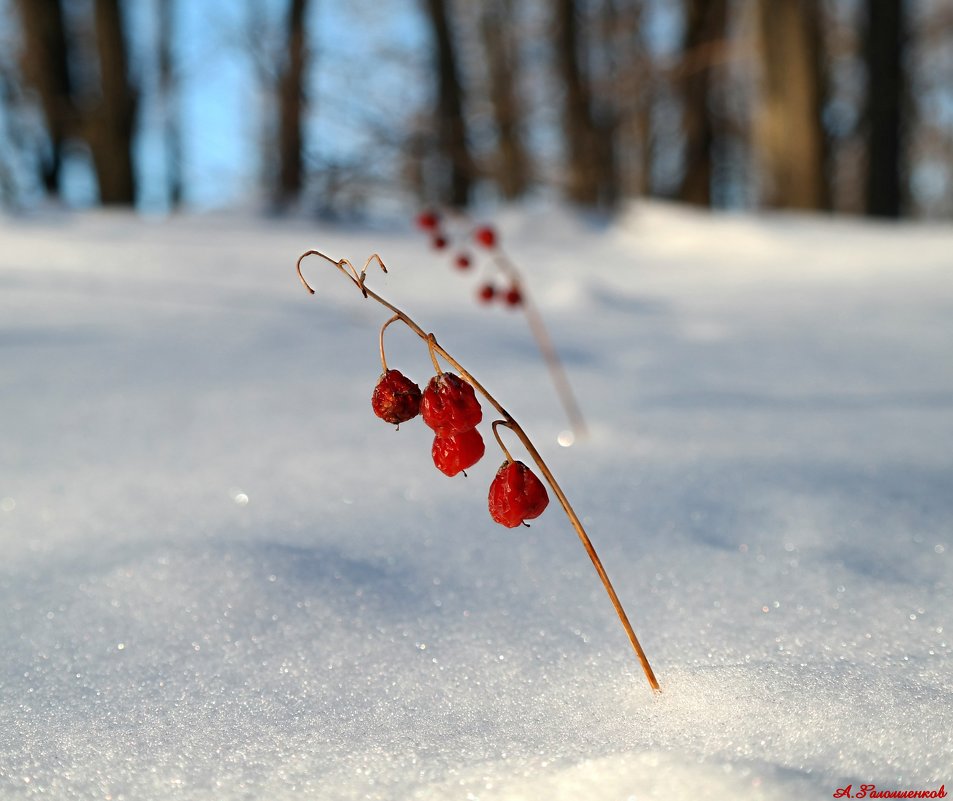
(297, 248, 658, 692)
(371, 364, 548, 526)
(422, 372, 484, 476)
(478, 282, 522, 307)
(415, 210, 522, 309)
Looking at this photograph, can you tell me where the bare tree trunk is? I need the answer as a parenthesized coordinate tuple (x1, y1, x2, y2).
(636, 95, 653, 195)
(555, 0, 594, 204)
(423, 0, 472, 208)
(593, 0, 620, 207)
(88, 0, 137, 205)
(14, 0, 74, 197)
(480, 0, 530, 200)
(606, 0, 651, 199)
(158, 0, 182, 209)
(755, 0, 829, 210)
(0, 69, 25, 204)
(864, 0, 905, 217)
(677, 0, 727, 206)
(278, 0, 309, 206)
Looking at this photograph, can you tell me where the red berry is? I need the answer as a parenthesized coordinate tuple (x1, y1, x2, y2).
(504, 286, 522, 307)
(372, 369, 422, 425)
(477, 284, 495, 303)
(488, 461, 550, 528)
(431, 427, 485, 476)
(417, 211, 440, 230)
(432, 235, 448, 250)
(474, 226, 496, 248)
(421, 372, 482, 433)
(454, 253, 471, 270)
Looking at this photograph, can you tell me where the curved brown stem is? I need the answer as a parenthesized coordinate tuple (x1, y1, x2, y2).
(378, 314, 401, 372)
(297, 250, 660, 693)
(491, 420, 516, 463)
(426, 334, 443, 375)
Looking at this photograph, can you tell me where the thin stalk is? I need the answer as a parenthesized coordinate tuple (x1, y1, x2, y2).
(378, 314, 401, 372)
(491, 419, 516, 464)
(493, 251, 588, 441)
(297, 249, 659, 692)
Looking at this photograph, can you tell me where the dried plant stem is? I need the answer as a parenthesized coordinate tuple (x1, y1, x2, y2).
(378, 314, 401, 372)
(297, 249, 659, 693)
(491, 420, 516, 464)
(493, 251, 587, 441)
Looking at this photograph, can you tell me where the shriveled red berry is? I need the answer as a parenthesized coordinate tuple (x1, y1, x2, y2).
(474, 225, 497, 248)
(454, 253, 471, 270)
(477, 284, 495, 303)
(417, 211, 440, 230)
(371, 369, 422, 425)
(504, 286, 522, 307)
(488, 460, 549, 527)
(421, 372, 482, 433)
(432, 234, 448, 250)
(432, 427, 485, 476)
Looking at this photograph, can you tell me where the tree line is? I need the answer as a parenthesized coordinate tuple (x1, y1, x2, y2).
(1, 0, 949, 218)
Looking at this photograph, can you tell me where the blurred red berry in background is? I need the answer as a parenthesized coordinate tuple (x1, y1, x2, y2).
(474, 226, 496, 248)
(417, 211, 440, 231)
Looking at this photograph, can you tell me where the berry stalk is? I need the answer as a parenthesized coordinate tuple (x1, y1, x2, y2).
(297, 249, 659, 693)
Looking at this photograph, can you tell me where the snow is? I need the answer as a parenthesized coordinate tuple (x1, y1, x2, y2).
(1, 203, 951, 800)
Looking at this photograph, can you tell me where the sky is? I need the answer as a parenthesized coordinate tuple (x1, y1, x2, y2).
(128, 0, 431, 212)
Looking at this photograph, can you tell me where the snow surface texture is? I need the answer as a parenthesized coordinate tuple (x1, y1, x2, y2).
(1, 204, 951, 800)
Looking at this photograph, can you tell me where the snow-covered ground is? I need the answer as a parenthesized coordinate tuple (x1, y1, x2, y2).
(1, 203, 951, 800)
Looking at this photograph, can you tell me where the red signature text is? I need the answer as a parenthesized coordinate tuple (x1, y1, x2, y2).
(834, 785, 946, 799)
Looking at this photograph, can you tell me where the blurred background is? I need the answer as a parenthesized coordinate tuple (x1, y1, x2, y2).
(0, 0, 950, 219)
